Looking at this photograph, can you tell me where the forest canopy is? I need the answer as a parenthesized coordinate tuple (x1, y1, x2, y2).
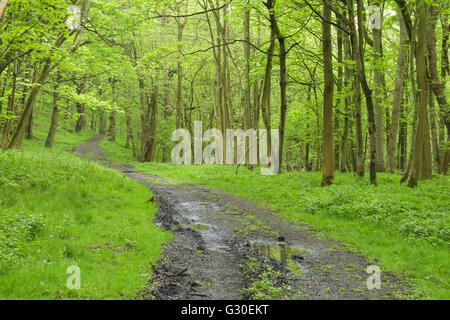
(0, 0, 449, 187)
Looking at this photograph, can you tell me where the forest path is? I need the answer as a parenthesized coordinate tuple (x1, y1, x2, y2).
(74, 135, 407, 300)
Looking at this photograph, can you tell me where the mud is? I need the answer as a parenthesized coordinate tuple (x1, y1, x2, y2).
(74, 135, 409, 300)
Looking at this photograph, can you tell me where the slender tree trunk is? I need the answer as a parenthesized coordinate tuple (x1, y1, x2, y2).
(388, 9, 408, 173)
(334, 21, 343, 170)
(421, 105, 432, 179)
(408, 1, 429, 187)
(243, 3, 252, 163)
(401, 21, 419, 182)
(45, 76, 61, 148)
(90, 110, 95, 131)
(222, 3, 233, 132)
(125, 108, 133, 149)
(340, 28, 352, 172)
(440, 13, 449, 174)
(108, 111, 116, 142)
(427, 0, 450, 174)
(99, 111, 105, 135)
(429, 84, 441, 172)
(371, 2, 385, 172)
(260, 30, 275, 158)
(1, 61, 17, 149)
(144, 79, 159, 162)
(7, 53, 54, 149)
(266, 0, 286, 173)
(343, 0, 365, 178)
(26, 106, 34, 140)
(354, 0, 377, 185)
(75, 102, 85, 133)
(108, 80, 117, 142)
(322, 0, 335, 185)
(398, 86, 408, 170)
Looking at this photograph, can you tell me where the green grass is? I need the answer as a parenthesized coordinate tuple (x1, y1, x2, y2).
(0, 118, 171, 299)
(101, 137, 450, 300)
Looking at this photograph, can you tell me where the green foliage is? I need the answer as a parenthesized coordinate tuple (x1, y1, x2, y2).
(0, 211, 46, 263)
(242, 267, 286, 300)
(0, 146, 171, 299)
(101, 139, 449, 299)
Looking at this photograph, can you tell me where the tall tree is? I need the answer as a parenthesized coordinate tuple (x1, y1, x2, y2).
(370, 1, 385, 172)
(322, 0, 334, 185)
(408, 1, 429, 187)
(387, 8, 408, 173)
(265, 0, 287, 173)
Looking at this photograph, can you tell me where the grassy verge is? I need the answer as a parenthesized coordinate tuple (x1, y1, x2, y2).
(0, 124, 171, 299)
(101, 137, 449, 300)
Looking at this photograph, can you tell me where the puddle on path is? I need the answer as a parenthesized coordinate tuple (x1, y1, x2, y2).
(192, 224, 212, 231)
(251, 241, 311, 276)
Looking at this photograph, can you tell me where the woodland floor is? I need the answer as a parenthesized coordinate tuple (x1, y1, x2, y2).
(74, 135, 409, 300)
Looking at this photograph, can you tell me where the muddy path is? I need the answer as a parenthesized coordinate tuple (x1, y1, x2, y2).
(74, 136, 408, 300)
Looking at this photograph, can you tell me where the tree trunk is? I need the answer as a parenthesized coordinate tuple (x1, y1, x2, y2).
(427, 1, 450, 174)
(266, 0, 286, 173)
(387, 9, 408, 173)
(99, 111, 105, 135)
(429, 84, 441, 172)
(341, 28, 351, 172)
(7, 54, 54, 149)
(143, 80, 159, 162)
(322, 0, 335, 185)
(334, 21, 343, 171)
(1, 61, 17, 149)
(408, 1, 429, 187)
(243, 3, 252, 163)
(45, 77, 61, 149)
(355, 0, 377, 185)
(75, 102, 85, 133)
(371, 2, 385, 172)
(108, 80, 117, 142)
(108, 111, 116, 142)
(125, 108, 133, 150)
(260, 30, 275, 158)
(90, 110, 95, 131)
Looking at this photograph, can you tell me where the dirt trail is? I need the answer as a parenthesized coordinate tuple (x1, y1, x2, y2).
(74, 136, 407, 300)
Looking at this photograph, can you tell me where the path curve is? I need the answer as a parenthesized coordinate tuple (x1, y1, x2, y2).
(74, 135, 407, 300)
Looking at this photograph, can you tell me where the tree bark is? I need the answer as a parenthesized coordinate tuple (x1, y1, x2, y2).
(260, 30, 275, 158)
(125, 108, 133, 149)
(322, 0, 335, 185)
(387, 9, 408, 173)
(143, 79, 159, 162)
(341, 30, 351, 172)
(45, 76, 61, 148)
(108, 80, 117, 142)
(408, 1, 429, 187)
(1, 61, 16, 149)
(265, 0, 286, 173)
(427, 1, 450, 174)
(243, 3, 252, 163)
(176, 2, 188, 129)
(355, 0, 377, 185)
(108, 111, 116, 142)
(371, 1, 385, 172)
(429, 84, 441, 172)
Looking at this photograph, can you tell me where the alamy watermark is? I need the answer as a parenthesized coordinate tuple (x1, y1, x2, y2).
(366, 265, 381, 290)
(171, 121, 280, 175)
(66, 5, 81, 31)
(66, 265, 81, 290)
(368, 5, 381, 30)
